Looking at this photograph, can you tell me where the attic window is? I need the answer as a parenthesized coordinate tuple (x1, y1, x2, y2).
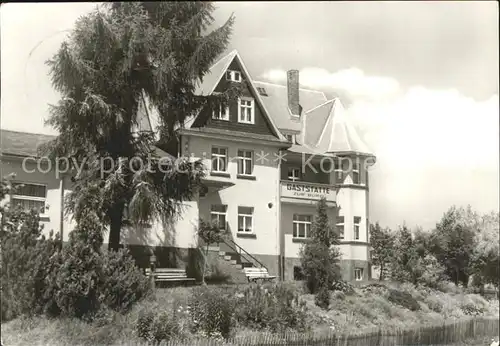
(226, 70, 241, 83)
(256, 87, 268, 96)
(291, 105, 303, 118)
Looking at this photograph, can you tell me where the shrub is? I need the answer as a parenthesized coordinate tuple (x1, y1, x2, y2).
(137, 311, 155, 340)
(44, 213, 104, 318)
(424, 295, 444, 313)
(100, 249, 151, 312)
(400, 282, 427, 301)
(387, 289, 421, 311)
(205, 263, 232, 285)
(418, 255, 448, 289)
(360, 282, 389, 296)
(331, 280, 355, 294)
(391, 226, 427, 285)
(189, 286, 235, 339)
(353, 301, 376, 319)
(436, 281, 462, 294)
(461, 302, 485, 316)
(1, 178, 149, 321)
(315, 287, 331, 310)
(459, 294, 489, 316)
(235, 282, 309, 333)
(1, 200, 61, 321)
(332, 290, 346, 300)
(43, 212, 150, 319)
(137, 309, 181, 343)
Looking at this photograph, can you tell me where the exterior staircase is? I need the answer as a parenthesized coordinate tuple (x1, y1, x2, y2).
(205, 238, 271, 283)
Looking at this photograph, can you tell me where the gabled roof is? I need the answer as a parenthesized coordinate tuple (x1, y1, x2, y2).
(252, 81, 328, 132)
(300, 100, 335, 147)
(194, 50, 238, 96)
(0, 129, 169, 159)
(190, 50, 287, 142)
(0, 129, 55, 157)
(135, 91, 160, 142)
(302, 98, 373, 156)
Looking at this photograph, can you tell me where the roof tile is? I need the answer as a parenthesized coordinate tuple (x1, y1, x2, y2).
(0, 130, 55, 157)
(253, 81, 327, 132)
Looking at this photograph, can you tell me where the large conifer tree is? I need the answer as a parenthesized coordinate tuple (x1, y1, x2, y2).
(44, 2, 237, 250)
(300, 198, 341, 300)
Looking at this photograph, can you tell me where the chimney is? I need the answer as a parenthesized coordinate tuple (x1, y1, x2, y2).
(287, 70, 300, 116)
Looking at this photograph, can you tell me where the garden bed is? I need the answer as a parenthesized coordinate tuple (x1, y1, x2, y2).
(1, 282, 499, 346)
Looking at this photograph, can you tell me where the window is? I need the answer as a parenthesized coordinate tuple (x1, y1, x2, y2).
(225, 70, 241, 82)
(238, 98, 255, 124)
(211, 147, 227, 172)
(354, 216, 361, 240)
(199, 185, 208, 198)
(237, 150, 253, 176)
(212, 106, 229, 121)
(211, 205, 227, 230)
(354, 268, 364, 281)
(336, 216, 345, 239)
(11, 182, 47, 214)
(334, 158, 344, 184)
(238, 206, 254, 233)
(285, 134, 294, 143)
(352, 161, 360, 184)
(293, 214, 312, 239)
(293, 266, 305, 280)
(287, 167, 301, 181)
(256, 87, 268, 96)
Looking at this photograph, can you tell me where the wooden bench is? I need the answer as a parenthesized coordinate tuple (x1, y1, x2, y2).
(244, 267, 277, 283)
(145, 268, 196, 286)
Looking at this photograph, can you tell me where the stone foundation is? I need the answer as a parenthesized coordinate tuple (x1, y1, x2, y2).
(283, 257, 302, 281)
(251, 254, 280, 277)
(100, 243, 371, 284)
(339, 259, 371, 282)
(283, 256, 371, 282)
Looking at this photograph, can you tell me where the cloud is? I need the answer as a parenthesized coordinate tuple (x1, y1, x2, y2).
(351, 87, 499, 229)
(262, 66, 499, 229)
(260, 67, 400, 100)
(350, 88, 499, 170)
(261, 66, 498, 170)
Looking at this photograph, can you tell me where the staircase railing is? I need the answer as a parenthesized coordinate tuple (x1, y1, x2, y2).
(219, 237, 267, 270)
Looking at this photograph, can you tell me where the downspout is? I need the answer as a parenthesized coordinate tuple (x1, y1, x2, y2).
(178, 134, 182, 157)
(277, 149, 284, 281)
(365, 156, 372, 278)
(59, 175, 65, 249)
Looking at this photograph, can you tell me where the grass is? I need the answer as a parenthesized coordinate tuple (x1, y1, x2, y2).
(1, 282, 499, 346)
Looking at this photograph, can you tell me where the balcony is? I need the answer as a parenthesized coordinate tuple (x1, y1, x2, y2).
(280, 180, 336, 204)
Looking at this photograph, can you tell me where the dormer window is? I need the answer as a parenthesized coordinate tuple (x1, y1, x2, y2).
(256, 87, 268, 96)
(238, 97, 255, 124)
(226, 70, 241, 83)
(288, 167, 301, 181)
(212, 106, 229, 121)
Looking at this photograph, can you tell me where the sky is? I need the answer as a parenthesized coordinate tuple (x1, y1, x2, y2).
(1, 2, 498, 230)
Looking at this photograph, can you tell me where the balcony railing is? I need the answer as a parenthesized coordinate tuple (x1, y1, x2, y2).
(280, 180, 336, 202)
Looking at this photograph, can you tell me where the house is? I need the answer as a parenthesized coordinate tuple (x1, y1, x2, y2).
(0, 50, 375, 282)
